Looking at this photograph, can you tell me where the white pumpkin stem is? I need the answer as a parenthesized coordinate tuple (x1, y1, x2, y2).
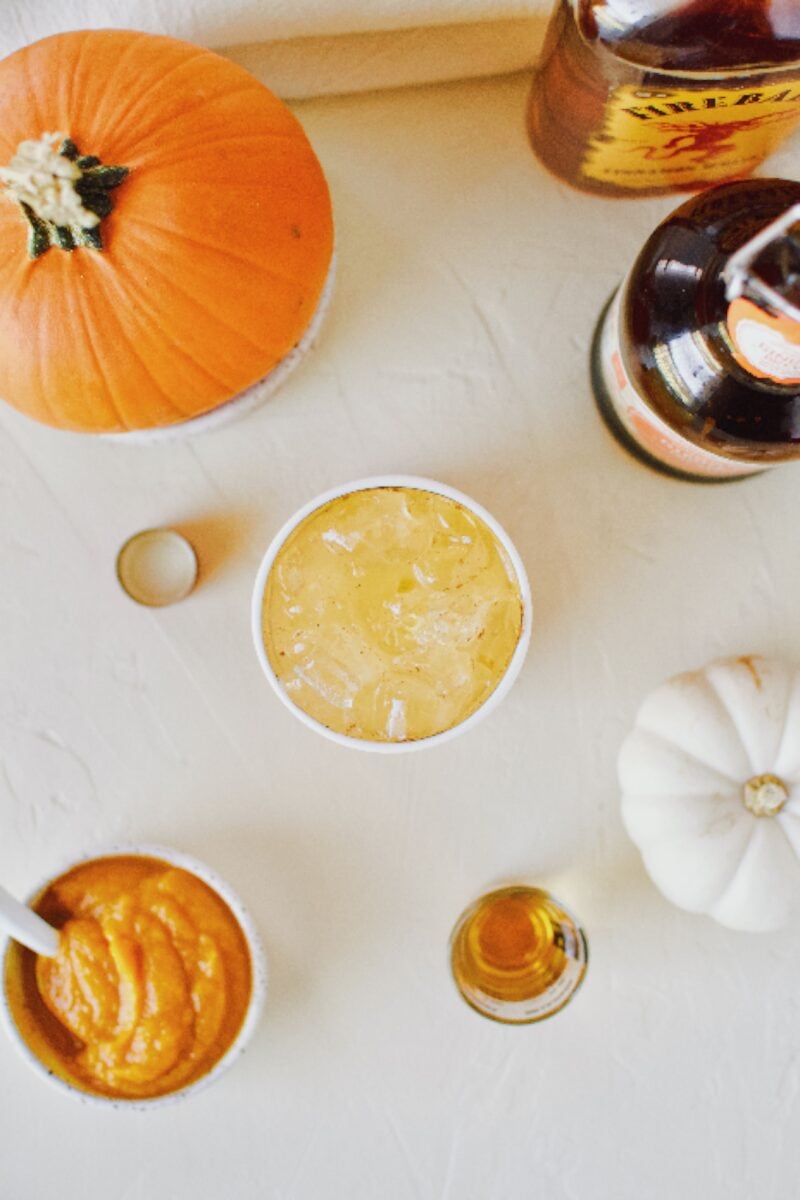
(743, 773, 788, 817)
(0, 133, 128, 258)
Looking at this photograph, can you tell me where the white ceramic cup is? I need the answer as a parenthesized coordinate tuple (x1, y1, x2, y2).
(0, 844, 268, 1110)
(251, 475, 533, 753)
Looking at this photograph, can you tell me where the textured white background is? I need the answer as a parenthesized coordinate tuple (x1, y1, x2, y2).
(2, 71, 800, 1198)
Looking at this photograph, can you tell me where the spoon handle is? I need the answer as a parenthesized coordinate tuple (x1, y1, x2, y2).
(0, 885, 59, 957)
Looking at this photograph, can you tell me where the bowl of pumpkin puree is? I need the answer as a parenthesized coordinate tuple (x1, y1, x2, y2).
(1, 848, 267, 1106)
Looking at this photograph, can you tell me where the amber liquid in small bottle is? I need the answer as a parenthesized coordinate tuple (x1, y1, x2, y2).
(528, 0, 800, 197)
(450, 886, 588, 1024)
(591, 177, 800, 481)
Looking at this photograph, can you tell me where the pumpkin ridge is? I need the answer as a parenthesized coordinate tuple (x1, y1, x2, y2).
(138, 138, 322, 181)
(706, 819, 786, 928)
(112, 79, 259, 161)
(26, 295, 55, 426)
(32, 298, 66, 428)
(0, 225, 19, 271)
(644, 816, 753, 888)
(632, 724, 742, 785)
(158, 130, 315, 156)
(137, 127, 323, 170)
(624, 785, 739, 803)
(99, 261, 235, 408)
(66, 272, 144, 431)
(65, 29, 97, 139)
(19, 55, 47, 155)
(776, 808, 800, 859)
(703, 660, 786, 776)
(632, 809, 748, 856)
(83, 28, 158, 97)
(771, 676, 800, 781)
(118, 232, 296, 362)
(80, 264, 198, 428)
(94, 256, 256, 421)
(0, 255, 88, 425)
(84, 47, 216, 157)
(622, 792, 742, 848)
(705, 657, 796, 777)
(64, 30, 165, 156)
(126, 215, 317, 289)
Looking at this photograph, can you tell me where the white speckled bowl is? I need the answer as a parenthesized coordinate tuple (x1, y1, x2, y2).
(0, 845, 267, 1110)
(251, 475, 533, 753)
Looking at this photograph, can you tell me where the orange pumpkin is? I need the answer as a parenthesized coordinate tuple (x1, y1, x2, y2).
(0, 30, 334, 434)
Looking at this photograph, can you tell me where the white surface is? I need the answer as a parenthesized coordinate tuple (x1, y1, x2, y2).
(1, 72, 800, 1198)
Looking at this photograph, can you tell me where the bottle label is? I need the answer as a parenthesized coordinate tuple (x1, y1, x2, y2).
(598, 287, 763, 478)
(583, 80, 800, 190)
(728, 296, 800, 385)
(459, 954, 587, 1023)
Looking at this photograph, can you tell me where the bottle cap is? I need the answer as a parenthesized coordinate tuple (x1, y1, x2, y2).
(116, 529, 198, 607)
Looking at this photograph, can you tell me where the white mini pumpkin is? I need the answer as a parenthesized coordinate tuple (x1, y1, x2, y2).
(619, 655, 800, 932)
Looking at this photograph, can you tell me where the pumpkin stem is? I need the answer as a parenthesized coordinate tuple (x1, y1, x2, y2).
(743, 773, 789, 817)
(0, 133, 129, 259)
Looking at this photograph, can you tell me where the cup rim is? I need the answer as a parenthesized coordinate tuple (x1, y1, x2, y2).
(0, 843, 268, 1110)
(251, 474, 532, 753)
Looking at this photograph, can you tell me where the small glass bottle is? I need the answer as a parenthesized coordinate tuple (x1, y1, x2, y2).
(449, 885, 588, 1024)
(528, 0, 800, 197)
(591, 177, 800, 481)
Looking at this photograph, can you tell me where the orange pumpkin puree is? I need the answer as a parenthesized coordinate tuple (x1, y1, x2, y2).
(4, 856, 252, 1100)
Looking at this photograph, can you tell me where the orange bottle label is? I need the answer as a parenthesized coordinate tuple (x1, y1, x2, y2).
(583, 81, 800, 190)
(727, 296, 800, 385)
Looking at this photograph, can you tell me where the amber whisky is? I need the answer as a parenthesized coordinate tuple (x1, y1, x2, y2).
(450, 886, 588, 1023)
(528, 0, 800, 196)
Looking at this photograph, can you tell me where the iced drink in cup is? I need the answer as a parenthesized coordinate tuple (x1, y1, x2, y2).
(252, 477, 532, 751)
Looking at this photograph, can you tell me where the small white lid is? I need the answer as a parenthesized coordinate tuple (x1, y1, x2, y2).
(116, 529, 198, 607)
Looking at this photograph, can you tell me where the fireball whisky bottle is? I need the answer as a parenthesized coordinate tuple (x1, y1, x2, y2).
(591, 177, 800, 481)
(528, 0, 800, 197)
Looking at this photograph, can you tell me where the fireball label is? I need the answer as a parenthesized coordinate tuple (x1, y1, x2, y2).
(583, 81, 800, 190)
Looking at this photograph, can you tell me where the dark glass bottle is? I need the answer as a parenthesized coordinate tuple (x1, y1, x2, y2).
(528, 0, 800, 197)
(591, 177, 800, 481)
